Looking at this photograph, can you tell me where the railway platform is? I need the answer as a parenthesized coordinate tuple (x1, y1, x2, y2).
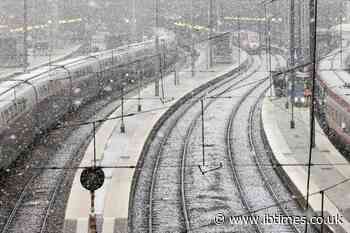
(262, 96, 350, 232)
(63, 45, 249, 233)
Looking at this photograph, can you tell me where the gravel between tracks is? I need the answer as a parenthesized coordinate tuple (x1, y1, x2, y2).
(131, 54, 320, 233)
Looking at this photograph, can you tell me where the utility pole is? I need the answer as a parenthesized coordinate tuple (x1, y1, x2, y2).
(309, 0, 316, 148)
(132, 0, 137, 42)
(305, 0, 318, 232)
(238, 14, 241, 69)
(340, 5, 343, 66)
(290, 0, 296, 129)
(154, 0, 160, 96)
(23, 0, 28, 72)
(120, 84, 126, 133)
(298, 0, 303, 62)
(201, 98, 205, 167)
(267, 9, 273, 97)
(208, 0, 214, 68)
(191, 0, 195, 77)
(264, 7, 268, 74)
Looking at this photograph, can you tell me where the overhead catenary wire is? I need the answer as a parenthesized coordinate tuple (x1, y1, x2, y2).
(28, 161, 350, 171)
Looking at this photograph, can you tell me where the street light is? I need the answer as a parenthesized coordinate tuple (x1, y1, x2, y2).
(120, 78, 127, 133)
(137, 70, 142, 112)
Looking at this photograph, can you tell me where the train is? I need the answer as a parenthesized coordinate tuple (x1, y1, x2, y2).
(232, 30, 260, 53)
(316, 48, 350, 152)
(0, 30, 178, 170)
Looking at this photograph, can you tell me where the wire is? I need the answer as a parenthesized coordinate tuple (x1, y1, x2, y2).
(51, 105, 172, 131)
(27, 161, 350, 170)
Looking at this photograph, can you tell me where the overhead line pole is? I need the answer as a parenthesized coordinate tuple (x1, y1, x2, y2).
(191, 0, 195, 77)
(208, 0, 214, 68)
(298, 0, 303, 61)
(23, 0, 28, 73)
(132, 0, 137, 42)
(238, 14, 241, 70)
(154, 0, 160, 96)
(340, 8, 343, 66)
(290, 0, 296, 129)
(305, 0, 318, 232)
(267, 9, 272, 97)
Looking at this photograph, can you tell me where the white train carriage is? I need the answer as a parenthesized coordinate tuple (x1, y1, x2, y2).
(0, 31, 177, 169)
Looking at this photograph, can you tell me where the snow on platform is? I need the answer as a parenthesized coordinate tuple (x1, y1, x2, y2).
(63, 44, 249, 233)
(262, 96, 350, 233)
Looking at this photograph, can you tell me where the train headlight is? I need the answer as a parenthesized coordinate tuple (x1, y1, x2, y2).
(301, 97, 305, 103)
(294, 97, 298, 102)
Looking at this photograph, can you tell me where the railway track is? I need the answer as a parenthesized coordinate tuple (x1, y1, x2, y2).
(131, 52, 322, 233)
(145, 56, 258, 233)
(0, 46, 187, 233)
(131, 53, 316, 233)
(0, 111, 100, 233)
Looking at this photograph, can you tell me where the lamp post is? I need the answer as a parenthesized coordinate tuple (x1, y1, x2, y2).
(120, 79, 126, 133)
(137, 70, 142, 112)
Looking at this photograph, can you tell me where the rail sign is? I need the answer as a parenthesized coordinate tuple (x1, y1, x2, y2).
(80, 167, 105, 191)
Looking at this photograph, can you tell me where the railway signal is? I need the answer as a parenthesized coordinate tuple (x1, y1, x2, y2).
(80, 167, 105, 192)
(80, 166, 105, 233)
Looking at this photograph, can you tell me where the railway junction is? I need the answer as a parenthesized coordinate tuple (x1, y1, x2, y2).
(2, 0, 350, 233)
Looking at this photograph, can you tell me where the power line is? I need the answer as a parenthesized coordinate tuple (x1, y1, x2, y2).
(27, 162, 350, 171)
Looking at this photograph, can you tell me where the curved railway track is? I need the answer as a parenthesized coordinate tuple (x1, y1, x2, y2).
(131, 53, 319, 233)
(147, 56, 259, 233)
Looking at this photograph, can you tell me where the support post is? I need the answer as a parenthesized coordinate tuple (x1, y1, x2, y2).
(201, 98, 205, 167)
(290, 0, 296, 129)
(88, 191, 97, 233)
(298, 0, 303, 61)
(267, 10, 272, 97)
(320, 191, 325, 233)
(238, 14, 241, 70)
(23, 0, 28, 72)
(154, 0, 160, 96)
(305, 0, 318, 232)
(191, 0, 195, 77)
(120, 86, 126, 133)
(138, 71, 142, 112)
(208, 0, 214, 68)
(93, 122, 97, 165)
(340, 13, 343, 66)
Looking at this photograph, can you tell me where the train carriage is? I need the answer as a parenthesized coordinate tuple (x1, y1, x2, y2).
(0, 30, 177, 170)
(317, 48, 350, 151)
